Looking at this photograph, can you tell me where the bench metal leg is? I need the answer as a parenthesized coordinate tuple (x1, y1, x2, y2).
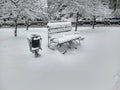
(57, 41, 77, 54)
(57, 44, 68, 54)
(68, 41, 77, 49)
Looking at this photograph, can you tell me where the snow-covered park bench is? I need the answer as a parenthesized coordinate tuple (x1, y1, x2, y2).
(47, 22, 84, 53)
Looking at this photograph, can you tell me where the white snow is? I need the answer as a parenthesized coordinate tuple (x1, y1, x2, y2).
(47, 22, 72, 28)
(0, 26, 120, 90)
(55, 34, 81, 44)
(47, 22, 72, 33)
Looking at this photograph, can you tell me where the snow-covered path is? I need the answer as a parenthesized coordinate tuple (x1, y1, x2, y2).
(0, 27, 120, 90)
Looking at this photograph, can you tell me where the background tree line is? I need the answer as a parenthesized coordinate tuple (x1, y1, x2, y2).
(0, 0, 120, 36)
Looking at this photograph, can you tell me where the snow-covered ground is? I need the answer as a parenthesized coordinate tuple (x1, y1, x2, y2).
(0, 26, 120, 90)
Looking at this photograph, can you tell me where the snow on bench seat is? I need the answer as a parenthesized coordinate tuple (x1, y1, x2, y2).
(53, 33, 81, 44)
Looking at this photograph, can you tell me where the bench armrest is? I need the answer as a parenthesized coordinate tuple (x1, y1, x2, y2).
(50, 38, 59, 44)
(74, 32, 80, 34)
(74, 32, 84, 40)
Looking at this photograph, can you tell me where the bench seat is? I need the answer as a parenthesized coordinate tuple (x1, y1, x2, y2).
(51, 33, 81, 44)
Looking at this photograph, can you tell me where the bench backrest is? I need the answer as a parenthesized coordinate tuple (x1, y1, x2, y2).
(47, 22, 72, 34)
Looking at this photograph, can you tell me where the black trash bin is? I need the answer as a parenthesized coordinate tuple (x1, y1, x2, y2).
(27, 34, 42, 57)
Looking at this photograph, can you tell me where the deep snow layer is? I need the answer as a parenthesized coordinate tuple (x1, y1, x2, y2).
(0, 27, 120, 90)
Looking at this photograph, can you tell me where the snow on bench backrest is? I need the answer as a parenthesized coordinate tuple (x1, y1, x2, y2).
(47, 22, 72, 34)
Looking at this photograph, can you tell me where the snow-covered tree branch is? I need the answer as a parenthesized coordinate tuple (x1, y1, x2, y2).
(47, 0, 111, 21)
(0, 0, 48, 36)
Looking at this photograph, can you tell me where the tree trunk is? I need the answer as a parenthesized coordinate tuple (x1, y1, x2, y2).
(75, 12, 79, 31)
(14, 19, 17, 37)
(92, 16, 95, 29)
(26, 25, 29, 30)
(26, 20, 29, 30)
